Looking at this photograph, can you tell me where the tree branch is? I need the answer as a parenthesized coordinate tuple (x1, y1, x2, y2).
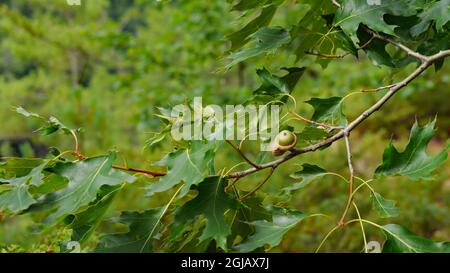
(331, 0, 341, 8)
(289, 110, 343, 131)
(361, 26, 428, 62)
(227, 45, 450, 179)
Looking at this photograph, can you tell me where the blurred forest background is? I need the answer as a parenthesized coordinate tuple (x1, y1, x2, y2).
(0, 0, 449, 252)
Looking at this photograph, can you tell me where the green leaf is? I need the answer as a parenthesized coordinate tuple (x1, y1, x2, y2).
(15, 107, 72, 136)
(29, 174, 67, 196)
(235, 207, 307, 252)
(372, 192, 400, 218)
(164, 217, 206, 252)
(296, 126, 329, 141)
(15, 106, 41, 118)
(334, 31, 359, 57)
(147, 141, 217, 197)
(226, 27, 290, 68)
(357, 27, 395, 67)
(375, 119, 449, 180)
(334, 0, 417, 44)
(252, 67, 305, 100)
(0, 186, 36, 213)
(145, 124, 171, 150)
(0, 158, 44, 177)
(173, 176, 238, 251)
(227, 5, 278, 51)
(0, 161, 48, 213)
(49, 152, 136, 221)
(305, 96, 346, 125)
(410, 0, 450, 37)
(382, 224, 450, 253)
(231, 0, 282, 12)
(291, 0, 332, 61)
(95, 209, 164, 253)
(417, 32, 450, 71)
(283, 164, 328, 193)
(66, 185, 121, 245)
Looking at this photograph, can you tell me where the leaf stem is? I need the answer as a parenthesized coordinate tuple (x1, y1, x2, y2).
(226, 140, 260, 169)
(338, 131, 354, 226)
(289, 110, 342, 131)
(239, 168, 275, 200)
(352, 202, 368, 253)
(112, 165, 166, 177)
(315, 225, 341, 253)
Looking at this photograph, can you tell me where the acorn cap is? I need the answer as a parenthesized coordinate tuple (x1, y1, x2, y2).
(271, 133, 297, 156)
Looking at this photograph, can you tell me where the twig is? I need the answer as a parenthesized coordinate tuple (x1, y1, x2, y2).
(358, 36, 375, 50)
(352, 202, 368, 253)
(240, 168, 275, 200)
(305, 34, 374, 60)
(338, 131, 354, 226)
(289, 110, 343, 131)
(362, 26, 428, 62)
(360, 84, 396, 93)
(226, 140, 260, 169)
(66, 128, 164, 177)
(225, 177, 241, 192)
(69, 129, 85, 160)
(331, 0, 341, 8)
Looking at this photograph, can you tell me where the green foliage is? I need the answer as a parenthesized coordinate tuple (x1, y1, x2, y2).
(226, 27, 290, 68)
(283, 164, 328, 193)
(382, 224, 450, 253)
(0, 0, 449, 254)
(0, 161, 47, 212)
(375, 119, 449, 180)
(95, 209, 163, 253)
(305, 97, 346, 126)
(173, 176, 237, 251)
(410, 0, 450, 36)
(251, 66, 305, 102)
(147, 141, 218, 197)
(334, 0, 417, 44)
(371, 192, 400, 218)
(49, 153, 135, 222)
(235, 207, 308, 252)
(67, 185, 121, 245)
